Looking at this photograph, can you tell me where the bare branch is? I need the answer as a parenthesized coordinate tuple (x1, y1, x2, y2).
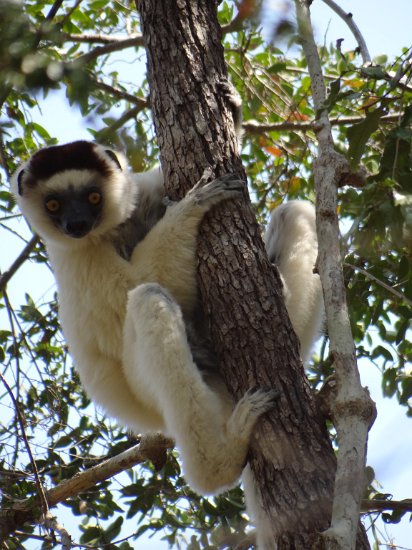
(45, 0, 64, 21)
(64, 32, 143, 45)
(295, 1, 376, 548)
(41, 513, 72, 550)
(0, 434, 173, 541)
(321, 0, 371, 64)
(361, 499, 412, 513)
(46, 433, 172, 507)
(73, 36, 144, 65)
(96, 105, 146, 139)
(243, 113, 402, 134)
(93, 79, 148, 107)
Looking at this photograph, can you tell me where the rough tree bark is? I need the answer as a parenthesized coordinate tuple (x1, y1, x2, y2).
(137, 0, 370, 548)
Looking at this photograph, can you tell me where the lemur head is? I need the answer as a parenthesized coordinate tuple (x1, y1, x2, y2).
(12, 141, 134, 245)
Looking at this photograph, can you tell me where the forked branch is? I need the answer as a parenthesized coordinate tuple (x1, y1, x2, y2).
(295, 1, 376, 548)
(321, 0, 371, 64)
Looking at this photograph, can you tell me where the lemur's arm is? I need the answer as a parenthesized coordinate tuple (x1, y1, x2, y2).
(130, 173, 244, 315)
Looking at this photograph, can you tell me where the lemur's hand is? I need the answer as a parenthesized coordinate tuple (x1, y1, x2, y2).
(186, 172, 244, 209)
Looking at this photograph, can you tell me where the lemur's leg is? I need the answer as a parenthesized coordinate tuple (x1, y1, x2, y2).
(123, 282, 277, 495)
(79, 355, 165, 434)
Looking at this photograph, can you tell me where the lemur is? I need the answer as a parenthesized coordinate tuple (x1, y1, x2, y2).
(11, 87, 323, 516)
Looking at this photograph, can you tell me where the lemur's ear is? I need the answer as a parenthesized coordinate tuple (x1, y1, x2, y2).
(17, 169, 26, 196)
(105, 150, 122, 171)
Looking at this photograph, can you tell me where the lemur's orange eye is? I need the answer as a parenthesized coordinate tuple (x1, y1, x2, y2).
(45, 199, 60, 213)
(88, 191, 102, 205)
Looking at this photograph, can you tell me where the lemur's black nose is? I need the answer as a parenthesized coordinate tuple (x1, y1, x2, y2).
(64, 219, 93, 238)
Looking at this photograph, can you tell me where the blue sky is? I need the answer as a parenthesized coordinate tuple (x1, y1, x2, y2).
(311, 0, 411, 59)
(264, 0, 412, 60)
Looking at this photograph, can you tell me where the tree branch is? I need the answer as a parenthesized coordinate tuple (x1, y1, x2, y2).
(96, 105, 145, 140)
(360, 499, 412, 513)
(0, 372, 49, 519)
(41, 512, 72, 550)
(72, 36, 145, 66)
(295, 1, 376, 549)
(92, 79, 148, 107)
(64, 9, 240, 46)
(46, 434, 172, 507)
(344, 262, 412, 307)
(64, 32, 144, 46)
(0, 434, 173, 541)
(243, 113, 402, 134)
(0, 235, 39, 293)
(45, 0, 64, 21)
(321, 0, 371, 64)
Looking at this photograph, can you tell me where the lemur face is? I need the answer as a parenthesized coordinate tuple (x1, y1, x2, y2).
(12, 141, 132, 244)
(41, 182, 104, 239)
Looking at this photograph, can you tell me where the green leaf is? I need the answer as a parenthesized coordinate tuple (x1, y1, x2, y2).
(360, 66, 388, 80)
(400, 375, 412, 404)
(104, 516, 123, 542)
(80, 526, 102, 544)
(347, 108, 386, 169)
(324, 78, 341, 111)
(54, 435, 73, 448)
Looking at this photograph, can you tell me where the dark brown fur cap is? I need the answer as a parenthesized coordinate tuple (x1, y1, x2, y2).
(27, 141, 112, 181)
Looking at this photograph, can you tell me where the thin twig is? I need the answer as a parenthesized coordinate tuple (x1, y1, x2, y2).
(93, 80, 148, 107)
(243, 113, 402, 134)
(344, 262, 412, 307)
(2, 290, 21, 469)
(59, 0, 84, 28)
(321, 0, 371, 64)
(0, 373, 49, 517)
(384, 47, 412, 93)
(73, 36, 144, 65)
(96, 105, 145, 138)
(45, 0, 64, 21)
(0, 235, 39, 293)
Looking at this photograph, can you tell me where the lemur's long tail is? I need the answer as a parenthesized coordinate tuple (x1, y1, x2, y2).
(264, 200, 324, 363)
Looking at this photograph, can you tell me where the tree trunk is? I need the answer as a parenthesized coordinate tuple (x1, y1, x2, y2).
(137, 1, 369, 548)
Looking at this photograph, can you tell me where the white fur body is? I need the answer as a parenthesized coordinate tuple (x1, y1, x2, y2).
(12, 151, 276, 495)
(13, 142, 323, 542)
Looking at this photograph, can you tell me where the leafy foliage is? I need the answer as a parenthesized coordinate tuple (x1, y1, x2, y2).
(0, 0, 411, 548)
